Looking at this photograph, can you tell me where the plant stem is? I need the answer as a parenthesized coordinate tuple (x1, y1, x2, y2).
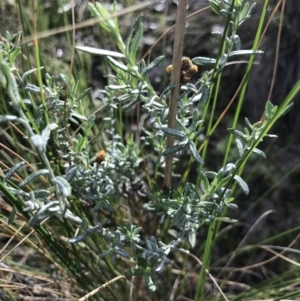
(164, 0, 188, 188)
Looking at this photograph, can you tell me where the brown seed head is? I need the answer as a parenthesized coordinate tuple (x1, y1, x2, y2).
(181, 75, 190, 84)
(166, 57, 198, 84)
(190, 64, 198, 75)
(181, 56, 193, 71)
(96, 150, 106, 163)
(166, 65, 173, 75)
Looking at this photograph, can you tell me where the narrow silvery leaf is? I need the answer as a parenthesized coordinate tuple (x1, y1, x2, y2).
(68, 224, 101, 243)
(19, 169, 50, 187)
(108, 85, 129, 90)
(197, 85, 210, 109)
(192, 57, 216, 65)
(162, 139, 188, 156)
(188, 230, 196, 248)
(199, 202, 218, 209)
(215, 175, 231, 191)
(197, 169, 209, 191)
(22, 67, 42, 83)
(226, 203, 238, 209)
(107, 56, 128, 71)
(232, 35, 241, 50)
(37, 201, 60, 215)
(235, 138, 243, 157)
(95, 2, 115, 29)
(279, 103, 293, 117)
(240, 1, 250, 19)
(81, 217, 89, 232)
(209, 1, 220, 15)
(52, 176, 71, 197)
(219, 53, 227, 66)
(228, 128, 248, 142)
(141, 56, 164, 76)
(189, 110, 200, 132)
(75, 87, 92, 102)
(205, 171, 217, 179)
(191, 92, 202, 102)
(160, 84, 175, 98)
(176, 119, 188, 132)
(8, 188, 29, 196)
(114, 95, 130, 103)
(252, 148, 266, 158)
(244, 117, 253, 130)
(200, 180, 207, 193)
(29, 212, 55, 227)
(76, 46, 125, 58)
(222, 189, 232, 199)
(81, 194, 99, 201)
(115, 230, 121, 243)
(234, 175, 249, 195)
(171, 207, 185, 226)
(59, 73, 68, 85)
(129, 22, 143, 63)
(218, 163, 236, 175)
(122, 98, 141, 111)
(211, 31, 223, 38)
(188, 142, 204, 164)
(229, 50, 263, 57)
(64, 210, 83, 225)
(215, 217, 238, 223)
(155, 261, 165, 274)
(0, 115, 26, 123)
(161, 127, 185, 139)
(129, 88, 142, 94)
(115, 247, 130, 259)
(160, 108, 169, 123)
(65, 165, 79, 183)
(126, 15, 142, 51)
(220, 9, 229, 18)
(149, 236, 159, 253)
(25, 84, 40, 93)
(71, 112, 87, 122)
(99, 249, 113, 259)
(4, 161, 26, 183)
(146, 239, 153, 252)
(181, 83, 197, 93)
(34, 190, 51, 198)
(145, 274, 156, 292)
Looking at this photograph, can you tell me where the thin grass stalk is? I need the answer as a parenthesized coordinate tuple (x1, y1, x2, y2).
(267, 0, 286, 101)
(193, 219, 215, 300)
(199, 0, 236, 167)
(219, 79, 300, 237)
(64, 0, 76, 145)
(194, 1, 239, 299)
(208, 2, 272, 284)
(223, 0, 271, 166)
(32, 0, 48, 125)
(17, 0, 33, 82)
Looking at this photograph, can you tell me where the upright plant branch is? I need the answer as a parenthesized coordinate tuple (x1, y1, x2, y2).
(164, 0, 188, 188)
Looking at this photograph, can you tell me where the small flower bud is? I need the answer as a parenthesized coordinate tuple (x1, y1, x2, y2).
(96, 150, 106, 163)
